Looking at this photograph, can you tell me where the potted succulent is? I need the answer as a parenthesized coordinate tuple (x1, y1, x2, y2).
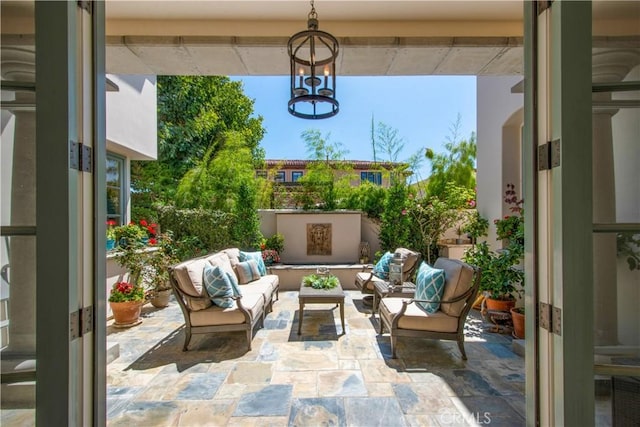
(108, 280, 145, 327)
(302, 273, 339, 290)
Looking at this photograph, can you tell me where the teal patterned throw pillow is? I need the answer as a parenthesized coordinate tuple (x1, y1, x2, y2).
(415, 261, 446, 314)
(203, 264, 235, 308)
(373, 251, 393, 279)
(239, 251, 267, 276)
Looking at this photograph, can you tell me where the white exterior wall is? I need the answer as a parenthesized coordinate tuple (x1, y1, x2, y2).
(106, 74, 157, 160)
(476, 76, 524, 249)
(612, 64, 640, 346)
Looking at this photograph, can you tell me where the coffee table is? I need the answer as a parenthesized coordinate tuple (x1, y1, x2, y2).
(372, 281, 416, 313)
(298, 281, 346, 335)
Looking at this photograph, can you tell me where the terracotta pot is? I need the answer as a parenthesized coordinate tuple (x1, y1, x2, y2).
(511, 308, 525, 339)
(149, 289, 171, 308)
(485, 297, 516, 312)
(110, 301, 143, 327)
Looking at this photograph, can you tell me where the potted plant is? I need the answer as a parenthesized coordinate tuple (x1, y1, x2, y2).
(108, 280, 145, 327)
(465, 183, 525, 311)
(511, 306, 525, 339)
(260, 233, 284, 266)
(145, 232, 179, 308)
(455, 226, 465, 244)
(106, 220, 117, 251)
(302, 273, 339, 290)
(462, 210, 489, 245)
(114, 222, 147, 248)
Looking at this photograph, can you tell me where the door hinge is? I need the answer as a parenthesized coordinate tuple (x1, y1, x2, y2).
(70, 306, 94, 341)
(69, 141, 93, 173)
(538, 302, 561, 336)
(538, 139, 560, 171)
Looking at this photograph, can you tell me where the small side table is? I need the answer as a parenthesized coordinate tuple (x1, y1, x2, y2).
(372, 281, 416, 314)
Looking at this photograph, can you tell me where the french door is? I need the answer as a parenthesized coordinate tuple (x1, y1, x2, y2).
(525, 1, 639, 425)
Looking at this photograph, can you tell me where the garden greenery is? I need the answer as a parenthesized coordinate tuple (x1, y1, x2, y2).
(156, 205, 233, 260)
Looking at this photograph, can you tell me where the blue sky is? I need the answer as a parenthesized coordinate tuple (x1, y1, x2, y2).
(232, 75, 477, 181)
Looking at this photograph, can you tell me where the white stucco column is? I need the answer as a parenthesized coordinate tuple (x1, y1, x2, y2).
(591, 48, 638, 346)
(7, 109, 37, 353)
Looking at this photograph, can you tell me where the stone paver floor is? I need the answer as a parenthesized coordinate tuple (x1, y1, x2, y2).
(105, 291, 525, 426)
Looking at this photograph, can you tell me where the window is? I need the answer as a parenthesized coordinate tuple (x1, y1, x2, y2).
(292, 171, 303, 182)
(256, 170, 267, 179)
(275, 171, 285, 183)
(106, 154, 125, 225)
(361, 171, 382, 185)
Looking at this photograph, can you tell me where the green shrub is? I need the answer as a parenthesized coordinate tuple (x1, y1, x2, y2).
(156, 205, 233, 259)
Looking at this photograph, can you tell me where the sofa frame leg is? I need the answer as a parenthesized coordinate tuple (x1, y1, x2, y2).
(390, 335, 397, 359)
(457, 339, 467, 360)
(183, 328, 192, 351)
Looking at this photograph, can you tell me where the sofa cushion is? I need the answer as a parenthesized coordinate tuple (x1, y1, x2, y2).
(240, 277, 275, 304)
(182, 295, 213, 312)
(240, 251, 267, 276)
(206, 252, 236, 279)
(189, 293, 264, 327)
(203, 264, 237, 308)
(379, 297, 458, 333)
(172, 257, 209, 297)
(235, 260, 261, 284)
(222, 248, 241, 266)
(435, 258, 475, 317)
(373, 251, 393, 279)
(415, 262, 446, 314)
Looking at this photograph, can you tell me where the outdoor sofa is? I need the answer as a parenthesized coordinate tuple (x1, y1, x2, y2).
(169, 248, 279, 351)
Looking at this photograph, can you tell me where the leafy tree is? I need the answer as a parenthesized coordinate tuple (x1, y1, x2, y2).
(297, 129, 354, 210)
(176, 131, 256, 211)
(425, 114, 476, 199)
(132, 76, 265, 215)
(378, 178, 412, 251)
(342, 181, 387, 221)
(231, 182, 262, 250)
(375, 122, 405, 162)
(406, 195, 461, 264)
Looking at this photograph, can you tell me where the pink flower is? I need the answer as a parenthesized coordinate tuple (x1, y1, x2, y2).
(468, 200, 476, 208)
(401, 209, 407, 215)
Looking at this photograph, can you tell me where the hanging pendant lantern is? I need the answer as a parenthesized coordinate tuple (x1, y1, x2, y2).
(287, 0, 339, 119)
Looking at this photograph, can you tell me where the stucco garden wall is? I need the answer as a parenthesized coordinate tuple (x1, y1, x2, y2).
(477, 76, 524, 250)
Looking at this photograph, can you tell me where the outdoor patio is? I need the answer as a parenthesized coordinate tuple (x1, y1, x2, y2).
(105, 290, 525, 426)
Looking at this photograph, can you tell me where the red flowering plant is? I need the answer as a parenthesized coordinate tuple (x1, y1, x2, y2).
(261, 249, 281, 265)
(260, 233, 284, 265)
(138, 219, 159, 245)
(108, 281, 145, 303)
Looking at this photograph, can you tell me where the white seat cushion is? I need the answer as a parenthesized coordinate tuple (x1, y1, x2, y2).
(379, 297, 458, 333)
(189, 293, 263, 327)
